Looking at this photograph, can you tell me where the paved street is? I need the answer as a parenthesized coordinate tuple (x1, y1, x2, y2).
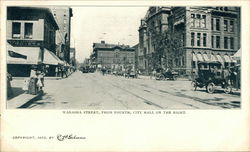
(12, 71, 239, 109)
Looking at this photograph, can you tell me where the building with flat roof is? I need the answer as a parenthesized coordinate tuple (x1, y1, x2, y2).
(7, 6, 61, 77)
(90, 41, 135, 70)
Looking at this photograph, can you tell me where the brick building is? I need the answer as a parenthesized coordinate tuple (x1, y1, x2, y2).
(91, 41, 135, 70)
(7, 7, 60, 77)
(50, 7, 73, 64)
(138, 6, 241, 76)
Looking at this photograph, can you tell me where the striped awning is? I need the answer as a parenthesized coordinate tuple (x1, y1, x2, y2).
(196, 53, 204, 61)
(211, 54, 217, 62)
(192, 53, 198, 61)
(203, 54, 209, 62)
(216, 55, 224, 63)
(224, 55, 231, 62)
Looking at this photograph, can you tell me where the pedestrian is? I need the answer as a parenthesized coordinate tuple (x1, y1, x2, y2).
(7, 72, 13, 98)
(28, 65, 38, 95)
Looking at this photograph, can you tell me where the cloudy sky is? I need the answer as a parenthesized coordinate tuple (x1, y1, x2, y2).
(70, 7, 149, 62)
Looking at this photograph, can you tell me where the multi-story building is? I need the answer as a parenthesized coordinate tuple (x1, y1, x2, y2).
(91, 41, 135, 70)
(7, 6, 60, 76)
(138, 7, 171, 74)
(50, 7, 73, 64)
(70, 47, 76, 67)
(138, 6, 241, 76)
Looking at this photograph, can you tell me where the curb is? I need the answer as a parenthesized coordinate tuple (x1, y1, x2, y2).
(7, 91, 44, 109)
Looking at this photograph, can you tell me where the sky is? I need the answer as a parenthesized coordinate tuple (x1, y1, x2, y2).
(70, 7, 149, 62)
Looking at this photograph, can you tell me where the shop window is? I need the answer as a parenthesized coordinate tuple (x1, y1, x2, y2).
(203, 33, 207, 47)
(12, 22, 21, 38)
(216, 36, 220, 48)
(24, 23, 33, 39)
(197, 33, 201, 46)
(225, 62, 229, 68)
(224, 20, 228, 31)
(224, 37, 228, 49)
(216, 18, 220, 31)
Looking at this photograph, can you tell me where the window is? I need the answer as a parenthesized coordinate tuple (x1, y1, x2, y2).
(212, 36, 214, 48)
(224, 20, 228, 31)
(211, 18, 214, 30)
(196, 14, 201, 27)
(201, 15, 206, 28)
(197, 33, 201, 46)
(24, 23, 33, 39)
(12, 22, 21, 38)
(191, 32, 195, 46)
(216, 36, 220, 48)
(224, 37, 228, 49)
(192, 61, 196, 68)
(203, 33, 207, 47)
(229, 20, 234, 32)
(230, 37, 234, 49)
(191, 14, 195, 27)
(216, 18, 220, 31)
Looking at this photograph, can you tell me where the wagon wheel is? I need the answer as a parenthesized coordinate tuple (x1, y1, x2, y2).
(224, 84, 232, 94)
(159, 75, 164, 80)
(191, 81, 197, 91)
(206, 82, 215, 94)
(173, 75, 177, 81)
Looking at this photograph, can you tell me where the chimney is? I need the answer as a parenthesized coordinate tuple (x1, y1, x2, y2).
(101, 41, 105, 44)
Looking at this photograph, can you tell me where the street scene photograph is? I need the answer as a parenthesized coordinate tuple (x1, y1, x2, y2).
(6, 6, 241, 109)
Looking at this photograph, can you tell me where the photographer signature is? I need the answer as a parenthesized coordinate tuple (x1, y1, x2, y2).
(57, 134, 86, 141)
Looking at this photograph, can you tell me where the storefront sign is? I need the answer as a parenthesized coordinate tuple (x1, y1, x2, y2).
(7, 40, 43, 47)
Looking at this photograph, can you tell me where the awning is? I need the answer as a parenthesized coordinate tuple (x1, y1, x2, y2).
(224, 55, 231, 62)
(216, 55, 224, 63)
(196, 53, 204, 61)
(210, 54, 217, 62)
(192, 53, 198, 61)
(233, 48, 241, 60)
(7, 45, 40, 64)
(203, 54, 209, 62)
(43, 49, 64, 65)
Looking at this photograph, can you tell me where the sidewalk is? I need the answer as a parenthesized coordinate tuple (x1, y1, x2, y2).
(7, 91, 43, 108)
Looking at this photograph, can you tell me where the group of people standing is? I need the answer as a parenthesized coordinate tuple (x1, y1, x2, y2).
(23, 65, 47, 95)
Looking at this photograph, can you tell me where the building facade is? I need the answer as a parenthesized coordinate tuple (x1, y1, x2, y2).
(50, 7, 73, 64)
(7, 7, 59, 76)
(91, 41, 135, 70)
(138, 7, 171, 75)
(138, 6, 241, 76)
(70, 47, 76, 67)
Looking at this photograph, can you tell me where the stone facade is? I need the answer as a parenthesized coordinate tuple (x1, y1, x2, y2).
(138, 6, 241, 76)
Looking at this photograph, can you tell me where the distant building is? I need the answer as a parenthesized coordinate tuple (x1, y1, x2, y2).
(132, 44, 139, 71)
(138, 6, 241, 76)
(7, 6, 59, 77)
(70, 48, 76, 67)
(91, 41, 135, 70)
(50, 7, 73, 64)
